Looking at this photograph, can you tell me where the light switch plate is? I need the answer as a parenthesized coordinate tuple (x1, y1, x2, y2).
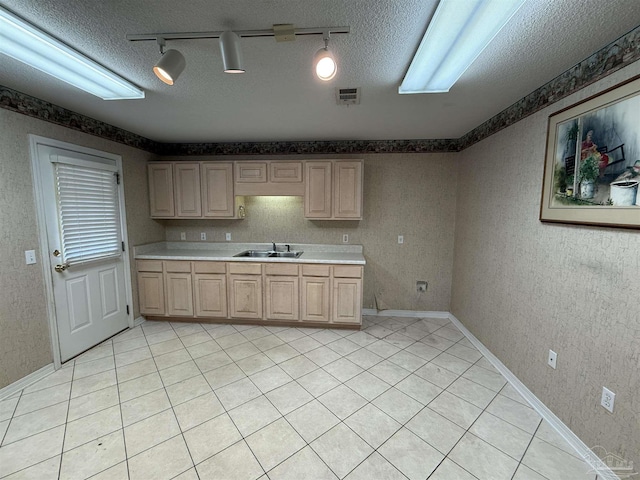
(226, 233, 232, 241)
(25, 250, 37, 265)
(398, 235, 404, 244)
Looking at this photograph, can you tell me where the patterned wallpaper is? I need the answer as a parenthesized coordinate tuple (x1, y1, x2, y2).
(1, 25, 638, 155)
(0, 108, 165, 388)
(451, 63, 640, 471)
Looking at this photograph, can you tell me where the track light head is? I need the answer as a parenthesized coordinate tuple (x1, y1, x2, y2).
(220, 31, 245, 74)
(314, 35, 337, 81)
(153, 48, 186, 85)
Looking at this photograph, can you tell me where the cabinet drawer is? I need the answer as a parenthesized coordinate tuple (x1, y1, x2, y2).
(235, 162, 267, 183)
(270, 162, 303, 183)
(194, 262, 226, 274)
(228, 263, 262, 275)
(137, 260, 163, 272)
(302, 264, 330, 277)
(265, 264, 299, 276)
(333, 265, 362, 278)
(165, 261, 192, 273)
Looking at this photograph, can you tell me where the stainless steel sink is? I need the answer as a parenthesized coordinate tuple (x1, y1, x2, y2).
(234, 250, 303, 258)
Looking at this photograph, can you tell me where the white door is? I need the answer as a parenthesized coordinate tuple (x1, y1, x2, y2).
(34, 141, 130, 362)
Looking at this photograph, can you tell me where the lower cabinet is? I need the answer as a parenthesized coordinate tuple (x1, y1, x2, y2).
(137, 260, 362, 326)
(166, 273, 194, 316)
(301, 276, 330, 323)
(194, 274, 227, 318)
(228, 262, 263, 319)
(137, 271, 165, 316)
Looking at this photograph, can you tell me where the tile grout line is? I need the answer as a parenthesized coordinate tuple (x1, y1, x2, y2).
(57, 358, 77, 480)
(111, 334, 132, 480)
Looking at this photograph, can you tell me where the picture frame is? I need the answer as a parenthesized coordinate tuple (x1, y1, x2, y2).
(540, 74, 640, 229)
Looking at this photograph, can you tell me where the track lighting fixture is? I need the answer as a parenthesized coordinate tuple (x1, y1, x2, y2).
(313, 33, 337, 81)
(127, 25, 349, 85)
(220, 31, 245, 74)
(153, 39, 186, 85)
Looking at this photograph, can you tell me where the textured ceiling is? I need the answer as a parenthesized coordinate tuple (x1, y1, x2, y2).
(0, 0, 639, 143)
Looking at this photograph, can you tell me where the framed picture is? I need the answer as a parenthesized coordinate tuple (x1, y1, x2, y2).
(540, 75, 640, 229)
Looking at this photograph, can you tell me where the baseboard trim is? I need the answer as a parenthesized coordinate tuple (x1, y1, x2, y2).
(0, 363, 55, 401)
(447, 313, 619, 480)
(133, 316, 145, 327)
(362, 308, 450, 319)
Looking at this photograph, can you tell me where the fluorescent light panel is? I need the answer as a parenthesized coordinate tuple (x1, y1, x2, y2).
(0, 7, 144, 100)
(399, 0, 525, 94)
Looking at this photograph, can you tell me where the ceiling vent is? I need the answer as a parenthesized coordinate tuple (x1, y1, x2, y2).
(335, 87, 360, 105)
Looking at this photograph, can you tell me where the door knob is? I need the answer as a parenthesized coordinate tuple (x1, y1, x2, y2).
(54, 263, 70, 273)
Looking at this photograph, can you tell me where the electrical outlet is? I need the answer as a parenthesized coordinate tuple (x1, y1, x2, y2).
(398, 235, 404, 244)
(25, 250, 36, 265)
(200, 232, 206, 241)
(601, 387, 615, 413)
(180, 232, 186, 241)
(548, 349, 557, 369)
(416, 281, 427, 293)
(226, 233, 232, 241)
(343, 234, 349, 243)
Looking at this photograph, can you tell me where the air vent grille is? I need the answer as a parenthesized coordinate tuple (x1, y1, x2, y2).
(336, 87, 360, 105)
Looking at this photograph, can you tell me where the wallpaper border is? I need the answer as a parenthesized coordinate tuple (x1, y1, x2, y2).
(1, 25, 638, 156)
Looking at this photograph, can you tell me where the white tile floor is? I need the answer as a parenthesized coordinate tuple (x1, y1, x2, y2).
(0, 316, 601, 479)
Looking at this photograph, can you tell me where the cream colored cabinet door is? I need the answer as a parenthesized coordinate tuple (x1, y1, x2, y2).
(194, 274, 227, 317)
(201, 162, 235, 217)
(166, 273, 194, 316)
(174, 163, 202, 217)
(333, 161, 363, 219)
(235, 162, 267, 183)
(229, 275, 263, 319)
(304, 162, 332, 218)
(332, 277, 362, 324)
(265, 276, 299, 321)
(148, 163, 175, 218)
(270, 162, 303, 183)
(300, 276, 330, 323)
(137, 272, 165, 316)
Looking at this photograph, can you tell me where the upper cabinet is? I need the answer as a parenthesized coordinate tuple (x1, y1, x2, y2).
(201, 163, 235, 217)
(149, 159, 363, 220)
(305, 160, 363, 220)
(174, 163, 202, 217)
(234, 161, 304, 196)
(149, 162, 243, 219)
(148, 163, 175, 217)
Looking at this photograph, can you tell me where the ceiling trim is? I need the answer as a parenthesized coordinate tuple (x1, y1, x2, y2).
(1, 25, 638, 156)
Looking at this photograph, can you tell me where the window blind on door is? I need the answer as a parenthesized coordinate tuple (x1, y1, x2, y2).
(54, 162, 122, 265)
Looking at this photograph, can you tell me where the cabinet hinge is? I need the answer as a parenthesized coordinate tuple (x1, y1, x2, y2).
(126, 305, 130, 315)
(115, 172, 121, 185)
(122, 241, 125, 252)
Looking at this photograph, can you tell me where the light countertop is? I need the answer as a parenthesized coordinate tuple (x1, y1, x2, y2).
(134, 242, 365, 265)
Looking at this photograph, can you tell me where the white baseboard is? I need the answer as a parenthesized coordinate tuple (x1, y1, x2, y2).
(0, 363, 55, 401)
(447, 313, 619, 480)
(362, 308, 450, 319)
(133, 316, 145, 327)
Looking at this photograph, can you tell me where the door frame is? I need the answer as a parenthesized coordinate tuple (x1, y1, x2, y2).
(29, 135, 134, 369)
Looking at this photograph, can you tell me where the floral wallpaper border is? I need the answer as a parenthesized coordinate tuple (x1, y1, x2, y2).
(1, 25, 638, 156)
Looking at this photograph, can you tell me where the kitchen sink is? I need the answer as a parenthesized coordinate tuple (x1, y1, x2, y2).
(234, 250, 303, 258)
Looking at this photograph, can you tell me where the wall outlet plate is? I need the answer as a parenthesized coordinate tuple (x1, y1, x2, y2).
(343, 234, 349, 243)
(398, 235, 404, 244)
(180, 232, 186, 241)
(548, 349, 557, 369)
(200, 232, 206, 241)
(25, 250, 36, 265)
(225, 233, 231, 241)
(601, 386, 615, 413)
